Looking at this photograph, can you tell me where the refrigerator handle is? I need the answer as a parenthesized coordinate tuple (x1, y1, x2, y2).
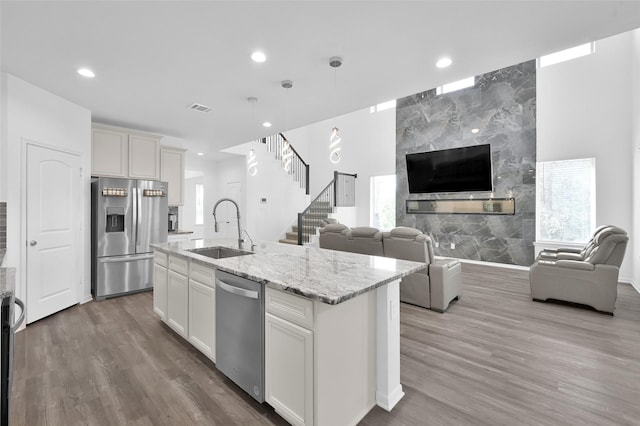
(133, 186, 140, 251)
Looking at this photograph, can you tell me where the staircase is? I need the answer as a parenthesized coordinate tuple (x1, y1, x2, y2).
(279, 171, 357, 245)
(261, 133, 309, 195)
(279, 201, 334, 245)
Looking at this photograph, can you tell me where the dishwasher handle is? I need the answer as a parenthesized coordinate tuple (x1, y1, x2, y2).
(216, 279, 258, 299)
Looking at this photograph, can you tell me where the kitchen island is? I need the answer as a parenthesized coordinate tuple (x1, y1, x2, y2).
(151, 238, 425, 426)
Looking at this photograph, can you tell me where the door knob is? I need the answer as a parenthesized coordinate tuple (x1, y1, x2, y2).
(29, 240, 37, 246)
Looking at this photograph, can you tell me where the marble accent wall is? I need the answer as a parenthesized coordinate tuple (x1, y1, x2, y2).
(396, 60, 536, 266)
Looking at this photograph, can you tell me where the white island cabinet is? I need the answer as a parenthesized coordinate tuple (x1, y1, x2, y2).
(188, 262, 216, 362)
(151, 239, 425, 426)
(265, 289, 314, 426)
(167, 255, 189, 338)
(153, 252, 168, 320)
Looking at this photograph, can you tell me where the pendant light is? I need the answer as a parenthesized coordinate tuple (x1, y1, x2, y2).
(247, 97, 259, 176)
(281, 80, 294, 173)
(329, 56, 343, 164)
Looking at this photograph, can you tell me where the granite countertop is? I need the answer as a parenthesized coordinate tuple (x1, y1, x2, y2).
(168, 230, 194, 235)
(151, 238, 426, 305)
(0, 267, 15, 299)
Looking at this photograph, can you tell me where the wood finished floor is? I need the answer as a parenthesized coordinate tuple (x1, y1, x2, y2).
(10, 263, 640, 426)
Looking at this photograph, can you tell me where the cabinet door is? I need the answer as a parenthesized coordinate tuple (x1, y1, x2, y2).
(167, 270, 188, 338)
(265, 313, 314, 426)
(188, 280, 215, 361)
(129, 134, 160, 180)
(153, 263, 168, 320)
(92, 128, 127, 177)
(160, 148, 185, 206)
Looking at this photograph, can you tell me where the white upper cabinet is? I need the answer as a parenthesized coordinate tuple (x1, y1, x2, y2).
(92, 127, 128, 177)
(128, 134, 160, 180)
(91, 124, 163, 180)
(161, 147, 186, 206)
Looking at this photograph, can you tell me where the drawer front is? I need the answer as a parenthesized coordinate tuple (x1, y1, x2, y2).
(266, 288, 313, 330)
(168, 254, 189, 276)
(190, 262, 215, 288)
(154, 251, 168, 267)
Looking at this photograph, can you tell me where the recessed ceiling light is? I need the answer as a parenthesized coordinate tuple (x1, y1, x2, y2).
(197, 152, 204, 156)
(436, 57, 452, 68)
(262, 122, 272, 128)
(251, 51, 266, 63)
(471, 128, 480, 134)
(77, 68, 95, 78)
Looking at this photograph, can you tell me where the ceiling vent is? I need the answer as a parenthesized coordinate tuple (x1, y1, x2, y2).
(187, 103, 212, 113)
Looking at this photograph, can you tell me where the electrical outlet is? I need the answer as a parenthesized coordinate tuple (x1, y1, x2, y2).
(450, 243, 456, 249)
(435, 242, 439, 248)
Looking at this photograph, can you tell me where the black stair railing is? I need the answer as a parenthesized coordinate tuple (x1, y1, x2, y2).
(261, 133, 309, 195)
(297, 171, 357, 245)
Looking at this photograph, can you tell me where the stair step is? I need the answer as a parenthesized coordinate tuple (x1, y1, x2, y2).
(286, 232, 298, 240)
(292, 225, 321, 233)
(279, 238, 298, 245)
(303, 214, 328, 220)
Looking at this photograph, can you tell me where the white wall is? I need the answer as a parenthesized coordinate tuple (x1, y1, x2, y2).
(287, 106, 396, 227)
(537, 32, 634, 281)
(632, 29, 640, 289)
(223, 106, 396, 243)
(243, 141, 309, 241)
(207, 156, 246, 240)
(1, 73, 92, 302)
(181, 175, 204, 239)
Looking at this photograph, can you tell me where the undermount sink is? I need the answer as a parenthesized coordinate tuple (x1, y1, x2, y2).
(187, 246, 253, 259)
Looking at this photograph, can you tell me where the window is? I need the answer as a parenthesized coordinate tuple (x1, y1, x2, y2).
(538, 42, 594, 68)
(195, 183, 204, 225)
(370, 175, 396, 230)
(369, 99, 396, 113)
(536, 158, 596, 242)
(436, 76, 475, 95)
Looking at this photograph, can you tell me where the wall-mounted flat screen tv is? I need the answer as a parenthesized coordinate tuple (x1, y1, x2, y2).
(406, 144, 493, 193)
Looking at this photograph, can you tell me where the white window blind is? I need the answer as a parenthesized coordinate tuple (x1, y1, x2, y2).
(195, 183, 204, 225)
(536, 158, 596, 242)
(370, 175, 396, 231)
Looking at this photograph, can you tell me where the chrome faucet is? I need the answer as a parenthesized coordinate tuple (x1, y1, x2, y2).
(213, 198, 243, 249)
(242, 229, 256, 251)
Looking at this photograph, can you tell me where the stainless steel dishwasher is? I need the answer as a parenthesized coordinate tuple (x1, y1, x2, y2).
(215, 270, 264, 402)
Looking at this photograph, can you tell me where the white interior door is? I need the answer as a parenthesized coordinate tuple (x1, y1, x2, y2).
(26, 144, 81, 323)
(220, 182, 242, 238)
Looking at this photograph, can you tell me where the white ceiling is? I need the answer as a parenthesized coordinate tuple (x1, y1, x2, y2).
(2, 1, 640, 159)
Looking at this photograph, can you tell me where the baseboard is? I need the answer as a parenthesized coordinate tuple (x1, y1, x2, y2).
(453, 257, 530, 271)
(81, 295, 93, 304)
(628, 280, 640, 294)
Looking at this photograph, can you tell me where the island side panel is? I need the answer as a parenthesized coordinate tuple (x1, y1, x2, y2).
(314, 290, 376, 426)
(375, 279, 404, 410)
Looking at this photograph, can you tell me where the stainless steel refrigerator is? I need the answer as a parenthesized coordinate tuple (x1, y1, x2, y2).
(91, 177, 168, 300)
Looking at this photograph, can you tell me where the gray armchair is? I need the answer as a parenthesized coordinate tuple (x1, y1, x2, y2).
(530, 227, 629, 314)
(383, 227, 461, 312)
(537, 225, 619, 261)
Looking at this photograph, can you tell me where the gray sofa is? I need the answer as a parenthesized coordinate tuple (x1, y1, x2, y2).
(319, 224, 462, 312)
(530, 226, 629, 314)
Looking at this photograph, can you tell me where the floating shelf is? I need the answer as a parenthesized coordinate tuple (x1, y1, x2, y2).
(406, 198, 515, 215)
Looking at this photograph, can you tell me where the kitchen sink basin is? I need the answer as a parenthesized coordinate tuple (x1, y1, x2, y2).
(187, 246, 253, 259)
